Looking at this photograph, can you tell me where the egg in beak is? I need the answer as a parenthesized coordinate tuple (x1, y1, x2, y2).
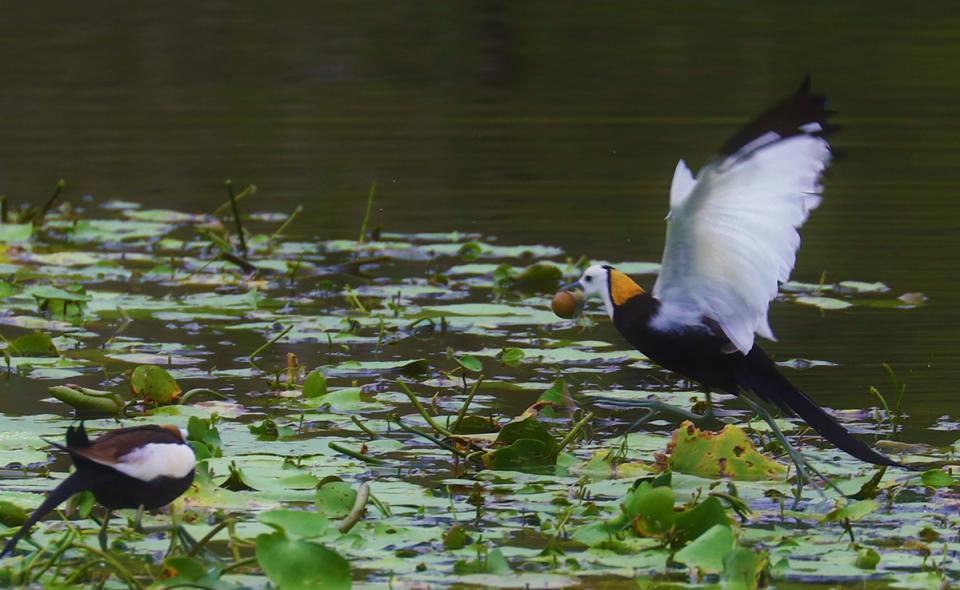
(551, 282, 584, 319)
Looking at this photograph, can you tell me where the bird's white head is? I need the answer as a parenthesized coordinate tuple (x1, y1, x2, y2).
(575, 264, 646, 319)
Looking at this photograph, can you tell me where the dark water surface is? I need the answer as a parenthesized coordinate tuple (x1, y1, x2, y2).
(0, 4, 958, 438)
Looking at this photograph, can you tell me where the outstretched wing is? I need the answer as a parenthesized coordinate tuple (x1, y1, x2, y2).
(652, 79, 834, 354)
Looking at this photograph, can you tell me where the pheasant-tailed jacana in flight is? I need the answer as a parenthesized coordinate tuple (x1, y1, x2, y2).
(0, 423, 196, 556)
(553, 78, 905, 478)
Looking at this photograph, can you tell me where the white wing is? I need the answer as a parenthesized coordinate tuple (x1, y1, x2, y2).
(652, 82, 832, 354)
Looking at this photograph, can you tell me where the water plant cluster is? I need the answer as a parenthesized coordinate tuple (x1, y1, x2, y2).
(0, 182, 954, 588)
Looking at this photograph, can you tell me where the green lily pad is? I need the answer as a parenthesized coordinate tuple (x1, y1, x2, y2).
(256, 530, 352, 590)
(303, 368, 328, 398)
(5, 332, 58, 357)
(673, 524, 735, 574)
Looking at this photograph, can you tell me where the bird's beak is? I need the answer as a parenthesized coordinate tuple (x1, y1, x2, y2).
(559, 280, 583, 294)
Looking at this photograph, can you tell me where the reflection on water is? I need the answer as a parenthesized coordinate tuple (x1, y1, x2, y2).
(0, 2, 958, 436)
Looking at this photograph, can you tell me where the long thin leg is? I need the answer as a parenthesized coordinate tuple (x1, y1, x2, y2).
(601, 398, 713, 426)
(738, 394, 842, 503)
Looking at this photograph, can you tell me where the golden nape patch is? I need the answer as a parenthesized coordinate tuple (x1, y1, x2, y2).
(609, 269, 645, 306)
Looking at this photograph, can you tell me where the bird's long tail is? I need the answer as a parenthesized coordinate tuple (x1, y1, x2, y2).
(0, 471, 89, 557)
(736, 355, 907, 469)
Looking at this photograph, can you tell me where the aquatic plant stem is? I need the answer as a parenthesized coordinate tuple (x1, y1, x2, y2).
(396, 380, 453, 437)
(212, 184, 256, 217)
(220, 251, 257, 274)
(450, 375, 485, 434)
(337, 482, 371, 533)
(225, 180, 248, 257)
(357, 180, 376, 244)
(391, 418, 468, 458)
(21, 529, 75, 584)
(68, 544, 145, 590)
(269, 205, 303, 245)
(557, 412, 594, 453)
(328, 441, 387, 465)
(36, 179, 66, 224)
(248, 324, 294, 371)
(351, 415, 379, 439)
(186, 518, 235, 558)
(220, 556, 258, 575)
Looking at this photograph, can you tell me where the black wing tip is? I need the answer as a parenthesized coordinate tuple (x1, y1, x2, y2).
(718, 77, 836, 160)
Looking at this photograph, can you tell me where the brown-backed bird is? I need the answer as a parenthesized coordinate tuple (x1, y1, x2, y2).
(556, 79, 904, 473)
(1, 423, 196, 556)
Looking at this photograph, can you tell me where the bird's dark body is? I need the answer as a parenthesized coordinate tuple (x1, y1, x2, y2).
(71, 458, 195, 510)
(611, 292, 904, 467)
(0, 424, 195, 557)
(613, 293, 741, 393)
(63, 424, 195, 510)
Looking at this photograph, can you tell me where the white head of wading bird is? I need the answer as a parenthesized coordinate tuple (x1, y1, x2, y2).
(0, 423, 196, 556)
(553, 78, 907, 477)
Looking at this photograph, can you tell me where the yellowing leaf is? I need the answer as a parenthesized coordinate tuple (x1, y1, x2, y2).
(666, 421, 786, 481)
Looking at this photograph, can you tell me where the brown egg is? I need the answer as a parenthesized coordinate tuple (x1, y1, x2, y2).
(551, 290, 581, 319)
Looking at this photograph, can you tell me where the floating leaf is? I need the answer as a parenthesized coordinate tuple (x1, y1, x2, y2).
(455, 355, 483, 373)
(532, 378, 575, 417)
(623, 482, 676, 537)
(497, 347, 525, 367)
(0, 223, 32, 244)
(131, 365, 182, 404)
(722, 547, 767, 590)
(249, 419, 295, 441)
(443, 524, 471, 550)
(825, 499, 878, 523)
(667, 421, 786, 481)
(259, 509, 334, 540)
(920, 468, 957, 488)
(453, 547, 511, 575)
(315, 479, 357, 518)
(0, 501, 28, 527)
(794, 295, 852, 310)
(855, 547, 880, 570)
(673, 524, 735, 574)
(303, 369, 328, 398)
(5, 332, 58, 357)
(458, 241, 483, 262)
(256, 530, 351, 590)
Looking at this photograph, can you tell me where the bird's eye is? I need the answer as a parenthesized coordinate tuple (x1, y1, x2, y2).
(584, 276, 593, 283)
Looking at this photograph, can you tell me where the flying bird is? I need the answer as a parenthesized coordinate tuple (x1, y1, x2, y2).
(0, 423, 196, 556)
(554, 79, 905, 475)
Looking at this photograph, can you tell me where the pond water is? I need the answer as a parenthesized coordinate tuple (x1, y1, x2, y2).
(1, 4, 957, 437)
(0, 3, 958, 588)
